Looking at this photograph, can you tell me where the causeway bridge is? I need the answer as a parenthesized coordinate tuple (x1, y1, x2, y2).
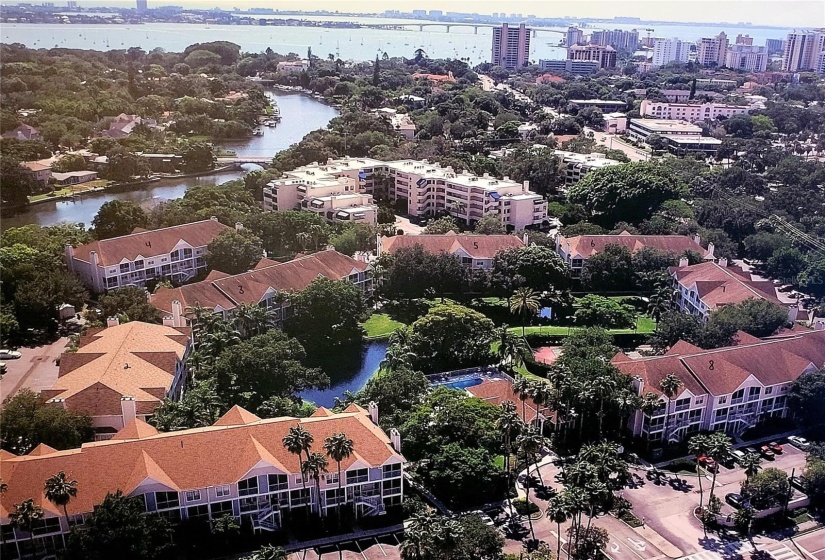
(363, 22, 566, 36)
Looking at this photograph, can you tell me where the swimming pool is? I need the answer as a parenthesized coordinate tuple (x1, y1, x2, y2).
(441, 377, 484, 390)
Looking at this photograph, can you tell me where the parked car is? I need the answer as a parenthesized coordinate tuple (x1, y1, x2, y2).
(768, 442, 783, 454)
(698, 456, 718, 472)
(745, 446, 760, 456)
(731, 449, 747, 465)
(788, 436, 811, 451)
(468, 510, 495, 526)
(725, 493, 748, 509)
(0, 349, 21, 360)
(760, 446, 775, 459)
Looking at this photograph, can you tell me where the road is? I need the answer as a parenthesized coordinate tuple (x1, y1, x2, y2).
(0, 337, 67, 401)
(586, 127, 651, 162)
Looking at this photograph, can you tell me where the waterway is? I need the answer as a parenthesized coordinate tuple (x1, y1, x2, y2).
(300, 341, 388, 408)
(2, 91, 339, 230)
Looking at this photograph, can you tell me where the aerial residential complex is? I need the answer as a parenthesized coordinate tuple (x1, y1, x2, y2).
(781, 29, 825, 72)
(553, 150, 623, 187)
(65, 218, 231, 292)
(617, 329, 825, 442)
(41, 321, 193, 439)
(266, 158, 549, 231)
(0, 404, 405, 557)
(378, 233, 525, 270)
(491, 23, 530, 69)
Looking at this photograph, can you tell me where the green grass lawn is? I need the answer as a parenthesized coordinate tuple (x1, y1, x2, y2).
(30, 180, 111, 202)
(362, 313, 406, 339)
(506, 315, 655, 337)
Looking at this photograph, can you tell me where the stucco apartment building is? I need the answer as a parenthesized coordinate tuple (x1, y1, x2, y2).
(40, 320, 192, 439)
(150, 249, 372, 327)
(670, 259, 798, 322)
(266, 157, 549, 231)
(628, 118, 723, 155)
(553, 150, 623, 187)
(555, 231, 713, 277)
(640, 99, 751, 121)
(65, 219, 231, 292)
(616, 329, 825, 442)
(0, 404, 404, 557)
(378, 233, 525, 270)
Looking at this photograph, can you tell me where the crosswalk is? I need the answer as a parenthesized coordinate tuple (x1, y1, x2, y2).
(678, 550, 724, 560)
(677, 542, 806, 560)
(763, 543, 805, 560)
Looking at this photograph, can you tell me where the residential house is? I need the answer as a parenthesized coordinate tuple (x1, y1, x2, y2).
(50, 170, 98, 186)
(375, 108, 417, 140)
(276, 59, 309, 74)
(65, 218, 231, 292)
(670, 259, 798, 322)
(102, 114, 153, 139)
(2, 123, 41, 141)
(556, 231, 713, 277)
(616, 329, 825, 442)
(0, 404, 404, 557)
(149, 249, 372, 327)
(40, 320, 192, 439)
(378, 232, 525, 270)
(21, 160, 52, 189)
(411, 72, 457, 84)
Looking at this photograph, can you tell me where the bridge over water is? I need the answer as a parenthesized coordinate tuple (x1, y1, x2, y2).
(216, 156, 272, 169)
(362, 22, 566, 36)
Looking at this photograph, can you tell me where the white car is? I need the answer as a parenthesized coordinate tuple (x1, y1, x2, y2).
(468, 510, 495, 526)
(788, 436, 811, 451)
(0, 349, 21, 360)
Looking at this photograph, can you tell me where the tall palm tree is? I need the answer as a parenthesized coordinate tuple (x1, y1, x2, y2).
(9, 498, 44, 558)
(688, 434, 709, 513)
(591, 373, 618, 439)
(449, 200, 467, 224)
(517, 428, 545, 542)
(323, 433, 354, 518)
(740, 453, 762, 482)
(399, 511, 437, 560)
(614, 390, 641, 436)
(44, 471, 77, 544)
(496, 325, 526, 373)
(302, 452, 329, 517)
(496, 403, 524, 515)
(563, 486, 588, 558)
(658, 373, 682, 444)
(282, 425, 314, 513)
(547, 494, 571, 560)
(512, 376, 533, 422)
(510, 288, 540, 337)
(706, 432, 732, 507)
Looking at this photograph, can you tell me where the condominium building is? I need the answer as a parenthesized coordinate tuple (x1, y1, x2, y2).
(65, 219, 231, 292)
(537, 59, 599, 75)
(782, 29, 825, 72)
(567, 44, 617, 69)
(0, 404, 404, 556)
(266, 158, 549, 231)
(589, 28, 640, 50)
(765, 38, 786, 56)
(491, 23, 531, 69)
(640, 100, 751, 121)
(616, 329, 825, 442)
(565, 26, 584, 47)
(150, 249, 372, 327)
(556, 231, 712, 277)
(276, 59, 310, 74)
(553, 150, 623, 188)
(670, 259, 798, 322)
(697, 32, 729, 67)
(725, 44, 769, 72)
(735, 34, 754, 46)
(378, 233, 525, 270)
(651, 38, 691, 68)
(628, 119, 722, 155)
(41, 320, 192, 439)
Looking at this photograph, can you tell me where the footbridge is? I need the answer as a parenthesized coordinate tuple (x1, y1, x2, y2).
(216, 156, 272, 169)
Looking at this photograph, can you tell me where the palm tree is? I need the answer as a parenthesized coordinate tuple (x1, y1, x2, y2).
(510, 288, 540, 337)
(591, 373, 618, 439)
(233, 303, 271, 337)
(44, 471, 77, 544)
(648, 282, 675, 324)
(563, 486, 588, 558)
(496, 326, 526, 373)
(302, 452, 329, 517)
(323, 433, 354, 518)
(740, 452, 762, 482)
(706, 432, 732, 507)
(512, 375, 533, 422)
(517, 428, 545, 542)
(614, 390, 640, 436)
(282, 425, 314, 514)
(449, 200, 467, 224)
(496, 402, 524, 514)
(688, 434, 709, 513)
(9, 498, 44, 558)
(379, 343, 416, 372)
(400, 511, 437, 560)
(658, 373, 682, 444)
(547, 494, 571, 560)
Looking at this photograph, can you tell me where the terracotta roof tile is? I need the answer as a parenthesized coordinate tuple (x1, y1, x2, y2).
(213, 405, 262, 426)
(670, 262, 785, 310)
(558, 232, 709, 259)
(466, 379, 550, 422)
(28, 444, 58, 456)
(111, 419, 160, 440)
(381, 234, 524, 260)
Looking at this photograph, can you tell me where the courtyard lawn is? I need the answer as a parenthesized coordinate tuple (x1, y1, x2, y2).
(506, 315, 656, 337)
(362, 313, 406, 340)
(490, 341, 544, 381)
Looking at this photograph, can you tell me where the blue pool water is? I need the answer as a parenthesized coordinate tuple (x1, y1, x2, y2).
(441, 377, 484, 390)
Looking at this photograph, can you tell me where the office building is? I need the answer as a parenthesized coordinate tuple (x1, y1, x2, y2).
(0, 404, 404, 555)
(628, 119, 722, 155)
(379, 233, 525, 270)
(725, 44, 769, 72)
(618, 329, 825, 442)
(782, 29, 825, 71)
(567, 44, 617, 69)
(41, 320, 192, 438)
(651, 38, 691, 67)
(640, 100, 751, 121)
(537, 59, 599, 75)
(65, 219, 231, 292)
(765, 38, 786, 55)
(491, 23, 531, 69)
(589, 28, 639, 50)
(697, 32, 729, 67)
(566, 26, 584, 47)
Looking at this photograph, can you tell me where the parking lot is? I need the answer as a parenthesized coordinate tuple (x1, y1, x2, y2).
(288, 534, 403, 560)
(0, 337, 67, 400)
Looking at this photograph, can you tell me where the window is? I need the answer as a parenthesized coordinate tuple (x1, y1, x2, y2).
(155, 491, 179, 510)
(765, 386, 773, 395)
(120, 263, 130, 273)
(134, 259, 144, 270)
(325, 488, 346, 505)
(718, 395, 728, 404)
(268, 474, 288, 492)
(715, 408, 729, 419)
(182, 248, 193, 259)
(346, 468, 369, 484)
(185, 490, 201, 502)
(216, 485, 230, 497)
(238, 477, 258, 496)
(747, 387, 761, 399)
(325, 472, 339, 485)
(31, 517, 61, 536)
(106, 277, 119, 288)
(383, 478, 402, 496)
(187, 505, 209, 521)
(170, 250, 180, 261)
(290, 489, 311, 506)
(210, 501, 233, 517)
(383, 463, 401, 478)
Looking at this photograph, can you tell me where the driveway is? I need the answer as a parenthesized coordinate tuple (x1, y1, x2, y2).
(0, 337, 67, 401)
(392, 216, 424, 236)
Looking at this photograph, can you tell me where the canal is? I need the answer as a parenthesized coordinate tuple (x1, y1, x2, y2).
(300, 341, 389, 408)
(2, 91, 340, 230)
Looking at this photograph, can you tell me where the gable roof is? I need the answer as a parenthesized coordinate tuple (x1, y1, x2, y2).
(0, 408, 402, 521)
(381, 233, 525, 260)
(670, 261, 784, 309)
(466, 378, 551, 422)
(149, 250, 368, 316)
(45, 322, 192, 417)
(213, 405, 262, 426)
(112, 419, 160, 440)
(2, 124, 40, 140)
(557, 231, 710, 260)
(69, 219, 230, 267)
(613, 330, 825, 398)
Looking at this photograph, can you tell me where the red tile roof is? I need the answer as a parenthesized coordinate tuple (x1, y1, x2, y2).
(466, 378, 550, 422)
(0, 408, 402, 521)
(381, 233, 524, 260)
(670, 262, 784, 309)
(558, 231, 709, 260)
(149, 250, 368, 316)
(69, 219, 230, 267)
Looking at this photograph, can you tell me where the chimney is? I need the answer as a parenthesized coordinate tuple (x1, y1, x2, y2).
(718, 257, 728, 268)
(50, 398, 67, 409)
(64, 244, 75, 272)
(121, 396, 137, 425)
(523, 180, 529, 192)
(707, 242, 715, 258)
(678, 257, 689, 268)
(235, 222, 244, 232)
(389, 428, 401, 452)
(368, 401, 379, 424)
(692, 233, 701, 245)
(106, 316, 120, 327)
(171, 300, 183, 328)
(523, 232, 529, 245)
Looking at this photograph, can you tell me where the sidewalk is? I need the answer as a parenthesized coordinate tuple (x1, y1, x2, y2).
(283, 523, 404, 552)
